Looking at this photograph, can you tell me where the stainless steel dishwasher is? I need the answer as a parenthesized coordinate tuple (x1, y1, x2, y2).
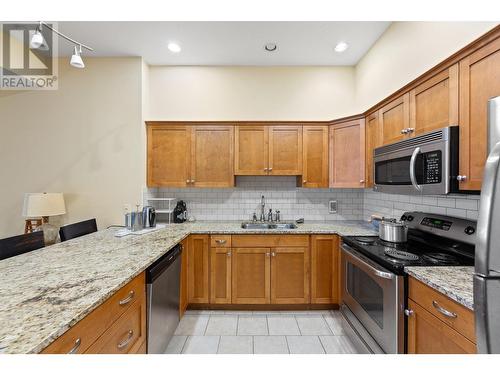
(146, 244, 182, 354)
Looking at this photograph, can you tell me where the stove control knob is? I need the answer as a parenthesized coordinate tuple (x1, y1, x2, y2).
(406, 215, 414, 222)
(400, 215, 407, 221)
(464, 226, 475, 235)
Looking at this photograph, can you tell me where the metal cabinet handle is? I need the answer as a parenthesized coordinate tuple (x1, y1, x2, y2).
(360, 180, 365, 183)
(215, 239, 227, 244)
(119, 291, 135, 306)
(227, 251, 231, 257)
(404, 309, 414, 317)
(191, 179, 195, 183)
(401, 129, 408, 134)
(186, 179, 190, 184)
(268, 168, 273, 171)
(432, 300, 457, 318)
(117, 330, 134, 350)
(265, 252, 270, 257)
(457, 175, 468, 182)
(303, 180, 307, 183)
(67, 338, 81, 354)
(407, 128, 415, 133)
(271, 252, 276, 257)
(264, 168, 269, 172)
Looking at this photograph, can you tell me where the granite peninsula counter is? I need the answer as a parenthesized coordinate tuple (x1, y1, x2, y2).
(0, 221, 375, 354)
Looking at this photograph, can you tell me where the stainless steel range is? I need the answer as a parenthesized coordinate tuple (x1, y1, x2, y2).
(340, 211, 476, 354)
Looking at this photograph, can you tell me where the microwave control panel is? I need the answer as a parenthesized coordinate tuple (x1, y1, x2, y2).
(423, 151, 442, 184)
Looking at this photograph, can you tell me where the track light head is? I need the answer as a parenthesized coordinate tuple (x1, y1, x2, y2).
(70, 45, 85, 68)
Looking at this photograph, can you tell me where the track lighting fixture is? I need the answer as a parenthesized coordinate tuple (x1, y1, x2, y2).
(30, 22, 94, 69)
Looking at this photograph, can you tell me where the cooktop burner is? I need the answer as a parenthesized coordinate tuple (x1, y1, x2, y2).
(421, 252, 460, 265)
(384, 248, 420, 261)
(355, 237, 377, 245)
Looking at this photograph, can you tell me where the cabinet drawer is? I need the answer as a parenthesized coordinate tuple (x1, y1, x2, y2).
(85, 296, 146, 354)
(41, 273, 145, 354)
(210, 235, 232, 248)
(232, 235, 309, 248)
(409, 277, 475, 343)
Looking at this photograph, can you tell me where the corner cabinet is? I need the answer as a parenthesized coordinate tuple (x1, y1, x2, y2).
(147, 124, 234, 188)
(458, 37, 500, 191)
(329, 119, 366, 188)
(301, 126, 329, 188)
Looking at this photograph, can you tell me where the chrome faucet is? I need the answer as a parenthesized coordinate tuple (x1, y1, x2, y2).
(260, 195, 266, 221)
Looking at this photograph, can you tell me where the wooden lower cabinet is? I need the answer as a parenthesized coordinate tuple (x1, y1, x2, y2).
(187, 235, 209, 304)
(271, 247, 310, 304)
(407, 299, 476, 354)
(210, 246, 232, 304)
(310, 235, 340, 304)
(232, 248, 271, 304)
(41, 273, 146, 354)
(179, 238, 189, 318)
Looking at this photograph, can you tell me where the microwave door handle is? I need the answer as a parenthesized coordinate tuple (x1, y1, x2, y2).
(410, 147, 422, 191)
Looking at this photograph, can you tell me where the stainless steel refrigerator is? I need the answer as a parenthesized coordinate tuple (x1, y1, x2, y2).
(475, 96, 500, 354)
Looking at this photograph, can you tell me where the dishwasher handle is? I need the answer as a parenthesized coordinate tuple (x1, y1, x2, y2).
(146, 244, 183, 284)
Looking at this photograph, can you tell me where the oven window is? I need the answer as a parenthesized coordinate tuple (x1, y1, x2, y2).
(346, 263, 384, 329)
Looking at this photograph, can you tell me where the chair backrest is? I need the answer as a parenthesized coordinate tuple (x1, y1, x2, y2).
(0, 231, 45, 260)
(59, 219, 97, 242)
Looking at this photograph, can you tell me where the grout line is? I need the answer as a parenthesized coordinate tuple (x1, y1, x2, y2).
(216, 336, 221, 354)
(321, 314, 334, 335)
(251, 336, 254, 354)
(294, 315, 302, 335)
(179, 335, 188, 354)
(203, 316, 210, 336)
(285, 335, 291, 354)
(318, 335, 327, 354)
(236, 315, 240, 336)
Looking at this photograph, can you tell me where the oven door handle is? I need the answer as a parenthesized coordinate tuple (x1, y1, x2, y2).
(341, 243, 394, 280)
(409, 147, 422, 191)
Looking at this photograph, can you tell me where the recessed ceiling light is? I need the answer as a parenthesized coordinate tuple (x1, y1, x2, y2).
(264, 43, 277, 52)
(167, 42, 181, 53)
(334, 41, 348, 53)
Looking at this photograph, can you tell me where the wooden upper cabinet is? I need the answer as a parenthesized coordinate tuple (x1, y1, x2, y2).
(147, 125, 191, 187)
(187, 235, 209, 304)
(235, 125, 268, 175)
(459, 37, 500, 191)
(191, 125, 234, 187)
(302, 126, 329, 188)
(270, 247, 310, 304)
(232, 248, 271, 304)
(379, 93, 410, 145)
(407, 299, 476, 354)
(210, 246, 232, 304)
(329, 119, 366, 188)
(268, 125, 303, 175)
(311, 235, 339, 304)
(409, 64, 459, 136)
(365, 112, 380, 188)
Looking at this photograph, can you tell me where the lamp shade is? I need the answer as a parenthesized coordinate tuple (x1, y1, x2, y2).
(23, 193, 66, 218)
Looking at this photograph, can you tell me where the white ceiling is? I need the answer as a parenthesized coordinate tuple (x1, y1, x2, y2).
(56, 22, 391, 66)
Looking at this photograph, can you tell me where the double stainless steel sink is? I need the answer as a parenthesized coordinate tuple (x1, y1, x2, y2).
(240, 222, 297, 230)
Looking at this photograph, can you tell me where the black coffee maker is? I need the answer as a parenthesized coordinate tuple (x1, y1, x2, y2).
(173, 200, 188, 223)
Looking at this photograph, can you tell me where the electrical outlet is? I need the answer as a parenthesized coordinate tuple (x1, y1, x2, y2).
(329, 200, 338, 214)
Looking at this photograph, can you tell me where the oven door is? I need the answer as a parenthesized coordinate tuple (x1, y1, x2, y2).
(341, 243, 404, 353)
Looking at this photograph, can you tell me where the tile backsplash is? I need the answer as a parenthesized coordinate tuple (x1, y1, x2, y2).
(144, 178, 481, 223)
(363, 189, 480, 221)
(145, 176, 364, 222)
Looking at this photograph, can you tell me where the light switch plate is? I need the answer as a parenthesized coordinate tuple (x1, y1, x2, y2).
(329, 200, 338, 214)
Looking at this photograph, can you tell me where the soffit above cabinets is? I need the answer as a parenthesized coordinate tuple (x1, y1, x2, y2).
(56, 21, 391, 66)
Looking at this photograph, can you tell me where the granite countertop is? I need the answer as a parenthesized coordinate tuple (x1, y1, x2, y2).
(405, 266, 474, 311)
(0, 220, 375, 354)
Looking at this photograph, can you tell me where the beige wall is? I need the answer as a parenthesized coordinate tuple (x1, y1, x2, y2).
(147, 66, 356, 120)
(0, 57, 144, 237)
(355, 21, 498, 112)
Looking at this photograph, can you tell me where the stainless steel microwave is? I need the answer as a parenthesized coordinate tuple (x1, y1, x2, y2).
(373, 126, 459, 195)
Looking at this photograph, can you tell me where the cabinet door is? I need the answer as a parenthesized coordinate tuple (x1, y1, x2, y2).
(379, 93, 410, 145)
(329, 119, 366, 188)
(210, 247, 232, 304)
(407, 299, 476, 354)
(311, 235, 339, 304)
(302, 126, 329, 188)
(235, 126, 268, 175)
(269, 126, 303, 175)
(188, 235, 209, 304)
(191, 125, 234, 187)
(365, 112, 380, 188)
(459, 38, 500, 191)
(180, 238, 189, 318)
(232, 248, 271, 304)
(410, 64, 459, 136)
(270, 247, 310, 304)
(147, 125, 191, 187)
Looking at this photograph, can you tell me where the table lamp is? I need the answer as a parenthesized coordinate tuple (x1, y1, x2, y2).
(23, 192, 66, 245)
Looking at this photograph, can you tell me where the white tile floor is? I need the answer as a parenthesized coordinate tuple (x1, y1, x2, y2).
(165, 310, 360, 354)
